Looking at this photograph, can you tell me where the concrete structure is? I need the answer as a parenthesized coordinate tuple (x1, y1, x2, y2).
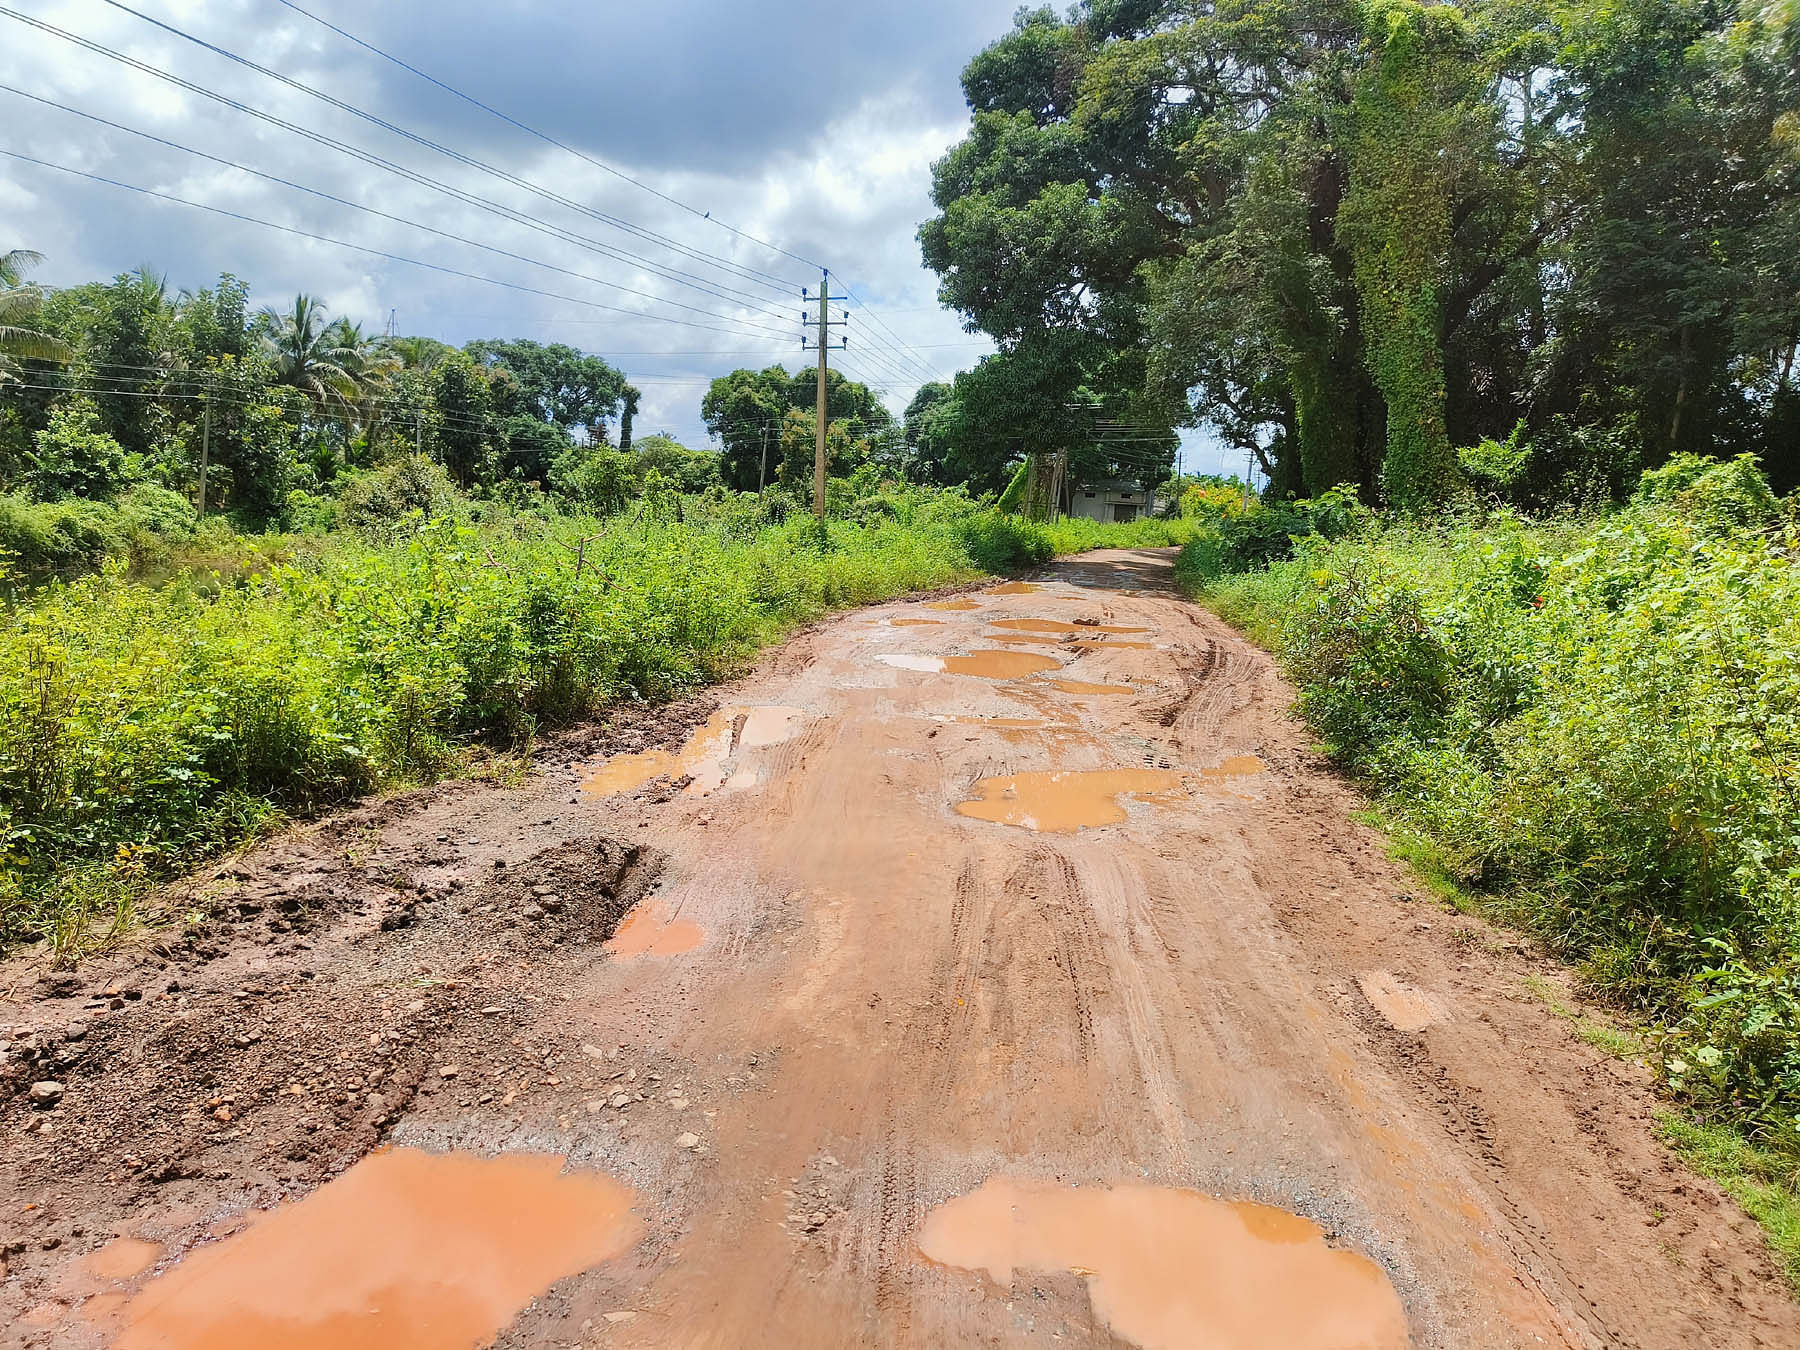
(1067, 477, 1148, 523)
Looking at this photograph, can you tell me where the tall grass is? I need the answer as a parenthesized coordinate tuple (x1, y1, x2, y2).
(1180, 456, 1800, 1155)
(0, 488, 1075, 953)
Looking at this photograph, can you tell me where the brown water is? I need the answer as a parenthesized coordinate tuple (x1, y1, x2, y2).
(955, 768, 1184, 832)
(926, 598, 981, 611)
(84, 1237, 163, 1281)
(918, 1177, 1408, 1350)
(985, 581, 1042, 595)
(879, 651, 1063, 679)
(605, 898, 705, 958)
(1069, 639, 1154, 650)
(889, 617, 944, 626)
(943, 651, 1063, 679)
(984, 633, 1069, 646)
(1048, 679, 1134, 695)
(580, 706, 804, 797)
(990, 618, 1150, 635)
(116, 1149, 640, 1350)
(1199, 755, 1265, 793)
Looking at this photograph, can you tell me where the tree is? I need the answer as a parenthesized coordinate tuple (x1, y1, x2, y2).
(427, 350, 495, 484)
(464, 339, 627, 439)
(0, 250, 72, 367)
(632, 433, 720, 493)
(260, 295, 358, 415)
(702, 364, 892, 491)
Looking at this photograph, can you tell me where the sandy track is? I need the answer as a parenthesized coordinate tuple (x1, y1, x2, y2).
(3, 547, 1795, 1348)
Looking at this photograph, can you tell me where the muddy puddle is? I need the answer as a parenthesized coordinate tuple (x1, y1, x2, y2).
(112, 1149, 639, 1350)
(1069, 639, 1154, 650)
(956, 768, 1184, 832)
(918, 1177, 1408, 1350)
(990, 618, 1149, 635)
(985, 581, 1042, 595)
(1199, 754, 1265, 796)
(605, 897, 705, 958)
(1048, 679, 1134, 695)
(878, 651, 1063, 679)
(926, 597, 981, 611)
(581, 705, 804, 797)
(888, 617, 944, 626)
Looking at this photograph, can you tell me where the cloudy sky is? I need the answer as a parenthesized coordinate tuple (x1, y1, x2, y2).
(1, 0, 1241, 474)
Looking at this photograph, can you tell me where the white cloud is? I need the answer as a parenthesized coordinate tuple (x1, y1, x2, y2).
(1, 0, 1015, 445)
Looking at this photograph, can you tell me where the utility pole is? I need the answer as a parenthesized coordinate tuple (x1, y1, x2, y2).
(757, 421, 770, 495)
(415, 406, 424, 458)
(197, 382, 211, 520)
(801, 270, 847, 520)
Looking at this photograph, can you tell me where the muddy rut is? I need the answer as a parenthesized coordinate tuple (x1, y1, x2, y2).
(3, 548, 1795, 1348)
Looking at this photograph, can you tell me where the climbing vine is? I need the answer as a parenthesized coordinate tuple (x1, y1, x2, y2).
(1337, 0, 1473, 512)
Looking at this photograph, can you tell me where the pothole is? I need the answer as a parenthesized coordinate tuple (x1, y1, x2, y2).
(918, 1177, 1408, 1350)
(955, 768, 1185, 832)
(113, 1148, 640, 1350)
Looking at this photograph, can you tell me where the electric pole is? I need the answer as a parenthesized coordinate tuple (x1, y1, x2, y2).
(757, 420, 770, 495)
(801, 270, 847, 520)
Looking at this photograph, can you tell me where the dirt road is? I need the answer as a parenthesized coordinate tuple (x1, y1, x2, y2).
(3, 547, 1796, 1348)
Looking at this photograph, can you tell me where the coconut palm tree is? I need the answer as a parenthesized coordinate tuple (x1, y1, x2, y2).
(260, 294, 358, 414)
(0, 249, 72, 365)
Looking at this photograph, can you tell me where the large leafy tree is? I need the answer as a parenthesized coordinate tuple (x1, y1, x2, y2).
(465, 339, 627, 441)
(924, 0, 1798, 509)
(701, 365, 892, 491)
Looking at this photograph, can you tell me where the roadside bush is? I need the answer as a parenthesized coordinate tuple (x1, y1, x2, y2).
(1186, 455, 1800, 1149)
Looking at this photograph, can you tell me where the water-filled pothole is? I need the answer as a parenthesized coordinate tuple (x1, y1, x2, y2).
(606, 898, 705, 958)
(918, 1177, 1408, 1350)
(878, 651, 1063, 679)
(926, 597, 981, 611)
(990, 618, 1149, 635)
(115, 1149, 640, 1350)
(580, 706, 804, 797)
(955, 769, 1184, 832)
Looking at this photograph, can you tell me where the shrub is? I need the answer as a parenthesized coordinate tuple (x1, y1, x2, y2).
(1186, 455, 1800, 1149)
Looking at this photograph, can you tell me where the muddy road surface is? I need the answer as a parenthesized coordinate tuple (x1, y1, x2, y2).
(4, 548, 1795, 1349)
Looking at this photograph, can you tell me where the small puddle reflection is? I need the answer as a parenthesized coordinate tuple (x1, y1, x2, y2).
(926, 598, 981, 611)
(1069, 639, 1153, 650)
(986, 581, 1042, 595)
(606, 898, 705, 958)
(879, 651, 1063, 679)
(1049, 679, 1134, 695)
(990, 618, 1149, 635)
(580, 706, 804, 797)
(889, 617, 944, 626)
(116, 1149, 640, 1350)
(918, 1177, 1408, 1350)
(956, 769, 1184, 832)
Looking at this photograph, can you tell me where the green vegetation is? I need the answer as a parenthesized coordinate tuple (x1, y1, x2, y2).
(1177, 454, 1800, 1189)
(921, 0, 1799, 508)
(0, 474, 1090, 955)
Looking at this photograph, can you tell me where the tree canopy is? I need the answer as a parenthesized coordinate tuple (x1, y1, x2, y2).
(920, 0, 1800, 506)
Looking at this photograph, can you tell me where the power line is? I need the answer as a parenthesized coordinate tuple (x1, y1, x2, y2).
(269, 0, 825, 276)
(2, 86, 801, 340)
(0, 151, 800, 342)
(95, 0, 805, 295)
(0, 7, 795, 310)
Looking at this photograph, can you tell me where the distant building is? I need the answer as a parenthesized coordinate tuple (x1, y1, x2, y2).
(1067, 477, 1147, 523)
